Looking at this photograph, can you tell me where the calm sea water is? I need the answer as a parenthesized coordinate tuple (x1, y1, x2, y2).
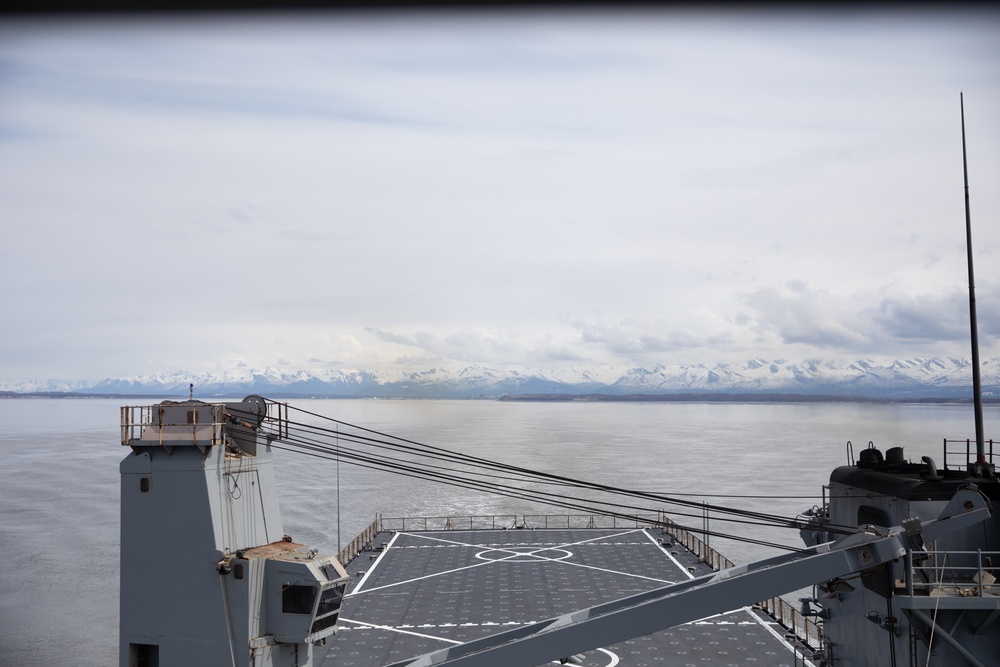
(0, 397, 995, 666)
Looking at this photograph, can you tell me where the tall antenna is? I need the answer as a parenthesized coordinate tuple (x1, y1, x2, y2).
(336, 423, 342, 554)
(960, 92, 988, 474)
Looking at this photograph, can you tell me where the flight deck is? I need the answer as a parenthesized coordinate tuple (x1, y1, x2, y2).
(322, 526, 815, 667)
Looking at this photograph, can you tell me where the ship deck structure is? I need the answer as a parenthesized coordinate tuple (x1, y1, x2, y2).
(323, 517, 821, 667)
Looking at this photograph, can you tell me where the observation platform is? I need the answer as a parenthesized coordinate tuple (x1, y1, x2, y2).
(321, 517, 819, 667)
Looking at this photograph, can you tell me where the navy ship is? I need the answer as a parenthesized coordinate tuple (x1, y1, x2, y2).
(118, 98, 997, 666)
(117, 393, 997, 667)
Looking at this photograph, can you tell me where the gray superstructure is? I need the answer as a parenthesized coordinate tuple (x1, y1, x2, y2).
(799, 442, 1000, 666)
(119, 396, 349, 667)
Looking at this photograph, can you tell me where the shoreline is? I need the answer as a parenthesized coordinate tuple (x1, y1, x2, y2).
(3, 390, 999, 404)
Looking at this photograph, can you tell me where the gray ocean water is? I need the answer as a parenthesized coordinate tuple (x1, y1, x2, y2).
(1, 397, 995, 666)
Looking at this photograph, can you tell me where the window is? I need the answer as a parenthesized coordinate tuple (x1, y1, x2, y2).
(311, 583, 346, 633)
(857, 505, 890, 528)
(316, 583, 345, 618)
(282, 585, 317, 614)
(311, 612, 339, 634)
(129, 643, 159, 667)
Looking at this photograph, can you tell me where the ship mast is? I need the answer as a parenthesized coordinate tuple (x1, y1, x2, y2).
(960, 92, 988, 474)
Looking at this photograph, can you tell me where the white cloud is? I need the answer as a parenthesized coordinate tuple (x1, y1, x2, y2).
(1, 9, 999, 381)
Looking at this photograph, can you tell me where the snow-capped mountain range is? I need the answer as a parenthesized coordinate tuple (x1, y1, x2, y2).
(5, 358, 1000, 399)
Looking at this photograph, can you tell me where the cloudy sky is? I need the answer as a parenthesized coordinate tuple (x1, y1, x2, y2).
(1, 7, 999, 383)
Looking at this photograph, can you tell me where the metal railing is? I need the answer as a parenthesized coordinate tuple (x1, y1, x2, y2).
(337, 516, 381, 566)
(119, 399, 289, 447)
(375, 513, 664, 532)
(942, 438, 997, 471)
(378, 514, 520, 531)
(660, 515, 734, 570)
(521, 513, 660, 529)
(904, 549, 999, 597)
(263, 400, 289, 440)
(120, 403, 226, 446)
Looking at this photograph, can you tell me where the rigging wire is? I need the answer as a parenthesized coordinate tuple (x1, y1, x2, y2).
(272, 429, 809, 532)
(256, 400, 859, 550)
(269, 439, 816, 554)
(276, 412, 858, 538)
(278, 407, 860, 534)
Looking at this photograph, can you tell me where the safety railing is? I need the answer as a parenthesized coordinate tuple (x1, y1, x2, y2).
(758, 595, 824, 653)
(521, 513, 661, 529)
(120, 403, 226, 447)
(904, 549, 999, 597)
(378, 514, 520, 532)
(263, 400, 289, 440)
(376, 513, 663, 532)
(120, 398, 288, 447)
(942, 438, 997, 471)
(337, 516, 381, 566)
(660, 515, 734, 571)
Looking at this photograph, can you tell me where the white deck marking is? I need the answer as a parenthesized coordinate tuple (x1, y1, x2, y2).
(643, 529, 815, 664)
(742, 606, 818, 667)
(339, 619, 621, 666)
(597, 648, 620, 667)
(349, 531, 402, 595)
(399, 531, 505, 549)
(343, 613, 808, 664)
(474, 546, 573, 562)
(352, 528, 683, 596)
(341, 529, 815, 666)
(350, 529, 690, 596)
(338, 618, 462, 645)
(641, 528, 697, 580)
(517, 529, 676, 584)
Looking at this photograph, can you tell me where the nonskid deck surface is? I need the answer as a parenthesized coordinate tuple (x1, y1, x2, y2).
(321, 527, 811, 667)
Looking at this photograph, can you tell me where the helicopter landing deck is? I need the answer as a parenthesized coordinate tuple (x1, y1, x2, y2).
(321, 527, 814, 667)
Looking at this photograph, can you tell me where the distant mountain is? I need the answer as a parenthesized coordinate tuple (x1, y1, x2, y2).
(608, 358, 1000, 398)
(0, 377, 93, 393)
(5, 358, 998, 399)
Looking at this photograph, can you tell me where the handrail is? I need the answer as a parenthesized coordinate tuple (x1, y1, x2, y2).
(119, 399, 289, 447)
(376, 513, 664, 532)
(337, 515, 381, 566)
(120, 403, 225, 447)
(378, 515, 520, 531)
(521, 513, 661, 529)
(942, 438, 996, 471)
(904, 548, 999, 597)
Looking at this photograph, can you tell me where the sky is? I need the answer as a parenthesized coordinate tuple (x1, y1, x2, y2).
(1, 7, 1000, 383)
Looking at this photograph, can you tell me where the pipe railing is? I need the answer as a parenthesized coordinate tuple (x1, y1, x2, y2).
(521, 513, 661, 529)
(943, 438, 996, 471)
(336, 515, 381, 566)
(905, 549, 999, 597)
(378, 514, 519, 532)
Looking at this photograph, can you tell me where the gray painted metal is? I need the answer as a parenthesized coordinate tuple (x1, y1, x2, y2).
(803, 464, 1000, 667)
(119, 398, 349, 667)
(384, 508, 987, 667)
